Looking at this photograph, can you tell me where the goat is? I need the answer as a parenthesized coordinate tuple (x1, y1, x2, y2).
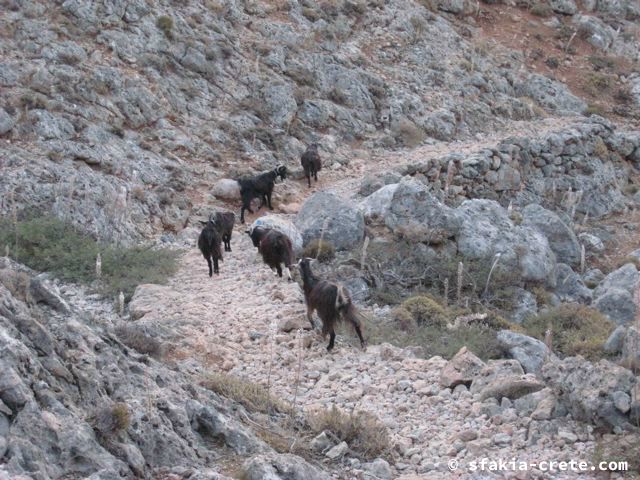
(300, 144, 322, 188)
(246, 226, 294, 280)
(296, 257, 367, 352)
(212, 210, 235, 252)
(198, 214, 223, 277)
(237, 165, 287, 223)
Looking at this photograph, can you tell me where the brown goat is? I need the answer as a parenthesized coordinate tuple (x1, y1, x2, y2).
(247, 226, 295, 280)
(297, 257, 366, 352)
(300, 144, 321, 188)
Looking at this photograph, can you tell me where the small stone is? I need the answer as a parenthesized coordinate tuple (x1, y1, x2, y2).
(558, 430, 578, 443)
(325, 441, 349, 459)
(493, 433, 512, 445)
(459, 429, 478, 442)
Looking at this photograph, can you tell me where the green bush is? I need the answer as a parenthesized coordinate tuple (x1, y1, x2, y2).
(156, 15, 174, 39)
(0, 216, 180, 300)
(303, 239, 336, 263)
(522, 303, 614, 360)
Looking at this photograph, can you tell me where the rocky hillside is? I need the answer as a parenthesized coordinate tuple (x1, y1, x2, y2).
(2, 0, 640, 478)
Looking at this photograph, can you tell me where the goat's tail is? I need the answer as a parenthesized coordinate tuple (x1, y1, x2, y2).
(338, 291, 367, 350)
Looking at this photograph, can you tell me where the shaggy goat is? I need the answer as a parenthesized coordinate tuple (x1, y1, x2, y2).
(198, 214, 223, 277)
(212, 210, 235, 252)
(296, 257, 367, 352)
(238, 165, 287, 223)
(246, 226, 295, 280)
(300, 144, 322, 188)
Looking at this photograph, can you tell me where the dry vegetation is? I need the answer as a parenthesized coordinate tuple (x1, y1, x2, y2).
(522, 303, 614, 360)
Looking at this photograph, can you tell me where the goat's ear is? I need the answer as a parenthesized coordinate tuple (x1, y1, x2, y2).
(199, 221, 207, 225)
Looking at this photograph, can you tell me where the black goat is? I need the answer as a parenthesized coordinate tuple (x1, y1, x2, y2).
(198, 214, 223, 277)
(212, 210, 235, 252)
(296, 258, 367, 352)
(247, 226, 295, 280)
(238, 165, 287, 224)
(300, 144, 321, 188)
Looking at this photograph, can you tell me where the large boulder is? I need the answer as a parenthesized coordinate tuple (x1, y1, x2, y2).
(295, 192, 364, 250)
(572, 15, 616, 50)
(593, 263, 639, 324)
(554, 264, 593, 304)
(515, 74, 587, 114)
(358, 183, 399, 222)
(456, 200, 558, 286)
(251, 215, 304, 254)
(541, 356, 638, 431)
(212, 179, 240, 200)
(497, 330, 551, 373)
(440, 347, 486, 388)
(470, 360, 544, 400)
(384, 177, 462, 243)
(522, 204, 581, 266)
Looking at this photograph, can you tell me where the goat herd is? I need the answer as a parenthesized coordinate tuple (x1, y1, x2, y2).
(197, 144, 367, 352)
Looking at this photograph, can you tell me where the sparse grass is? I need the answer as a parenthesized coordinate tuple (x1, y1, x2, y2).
(303, 239, 336, 263)
(308, 405, 391, 461)
(201, 373, 291, 414)
(585, 104, 606, 117)
(366, 317, 506, 360)
(91, 402, 130, 436)
(588, 55, 616, 72)
(156, 15, 174, 39)
(522, 303, 614, 360)
(392, 118, 426, 148)
(530, 2, 553, 17)
(368, 294, 514, 360)
(585, 73, 614, 96)
(0, 216, 180, 300)
(115, 325, 164, 358)
(531, 286, 553, 307)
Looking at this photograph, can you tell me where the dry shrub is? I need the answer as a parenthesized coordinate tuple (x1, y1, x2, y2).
(156, 16, 174, 39)
(522, 303, 614, 360)
(91, 402, 130, 436)
(201, 373, 291, 414)
(593, 137, 609, 158)
(585, 73, 614, 96)
(392, 118, 426, 147)
(308, 405, 391, 460)
(303, 239, 336, 263)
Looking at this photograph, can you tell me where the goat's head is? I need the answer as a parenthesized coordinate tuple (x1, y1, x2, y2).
(200, 214, 217, 227)
(275, 165, 287, 181)
(308, 143, 319, 151)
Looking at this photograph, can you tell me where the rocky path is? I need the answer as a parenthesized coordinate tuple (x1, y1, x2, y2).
(125, 115, 637, 479)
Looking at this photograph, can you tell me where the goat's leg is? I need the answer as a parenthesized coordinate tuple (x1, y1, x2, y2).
(307, 174, 311, 188)
(240, 206, 246, 224)
(327, 328, 336, 352)
(213, 258, 219, 275)
(285, 266, 292, 282)
(306, 307, 316, 330)
(206, 258, 213, 277)
(353, 323, 367, 350)
(276, 265, 283, 277)
(267, 190, 273, 210)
